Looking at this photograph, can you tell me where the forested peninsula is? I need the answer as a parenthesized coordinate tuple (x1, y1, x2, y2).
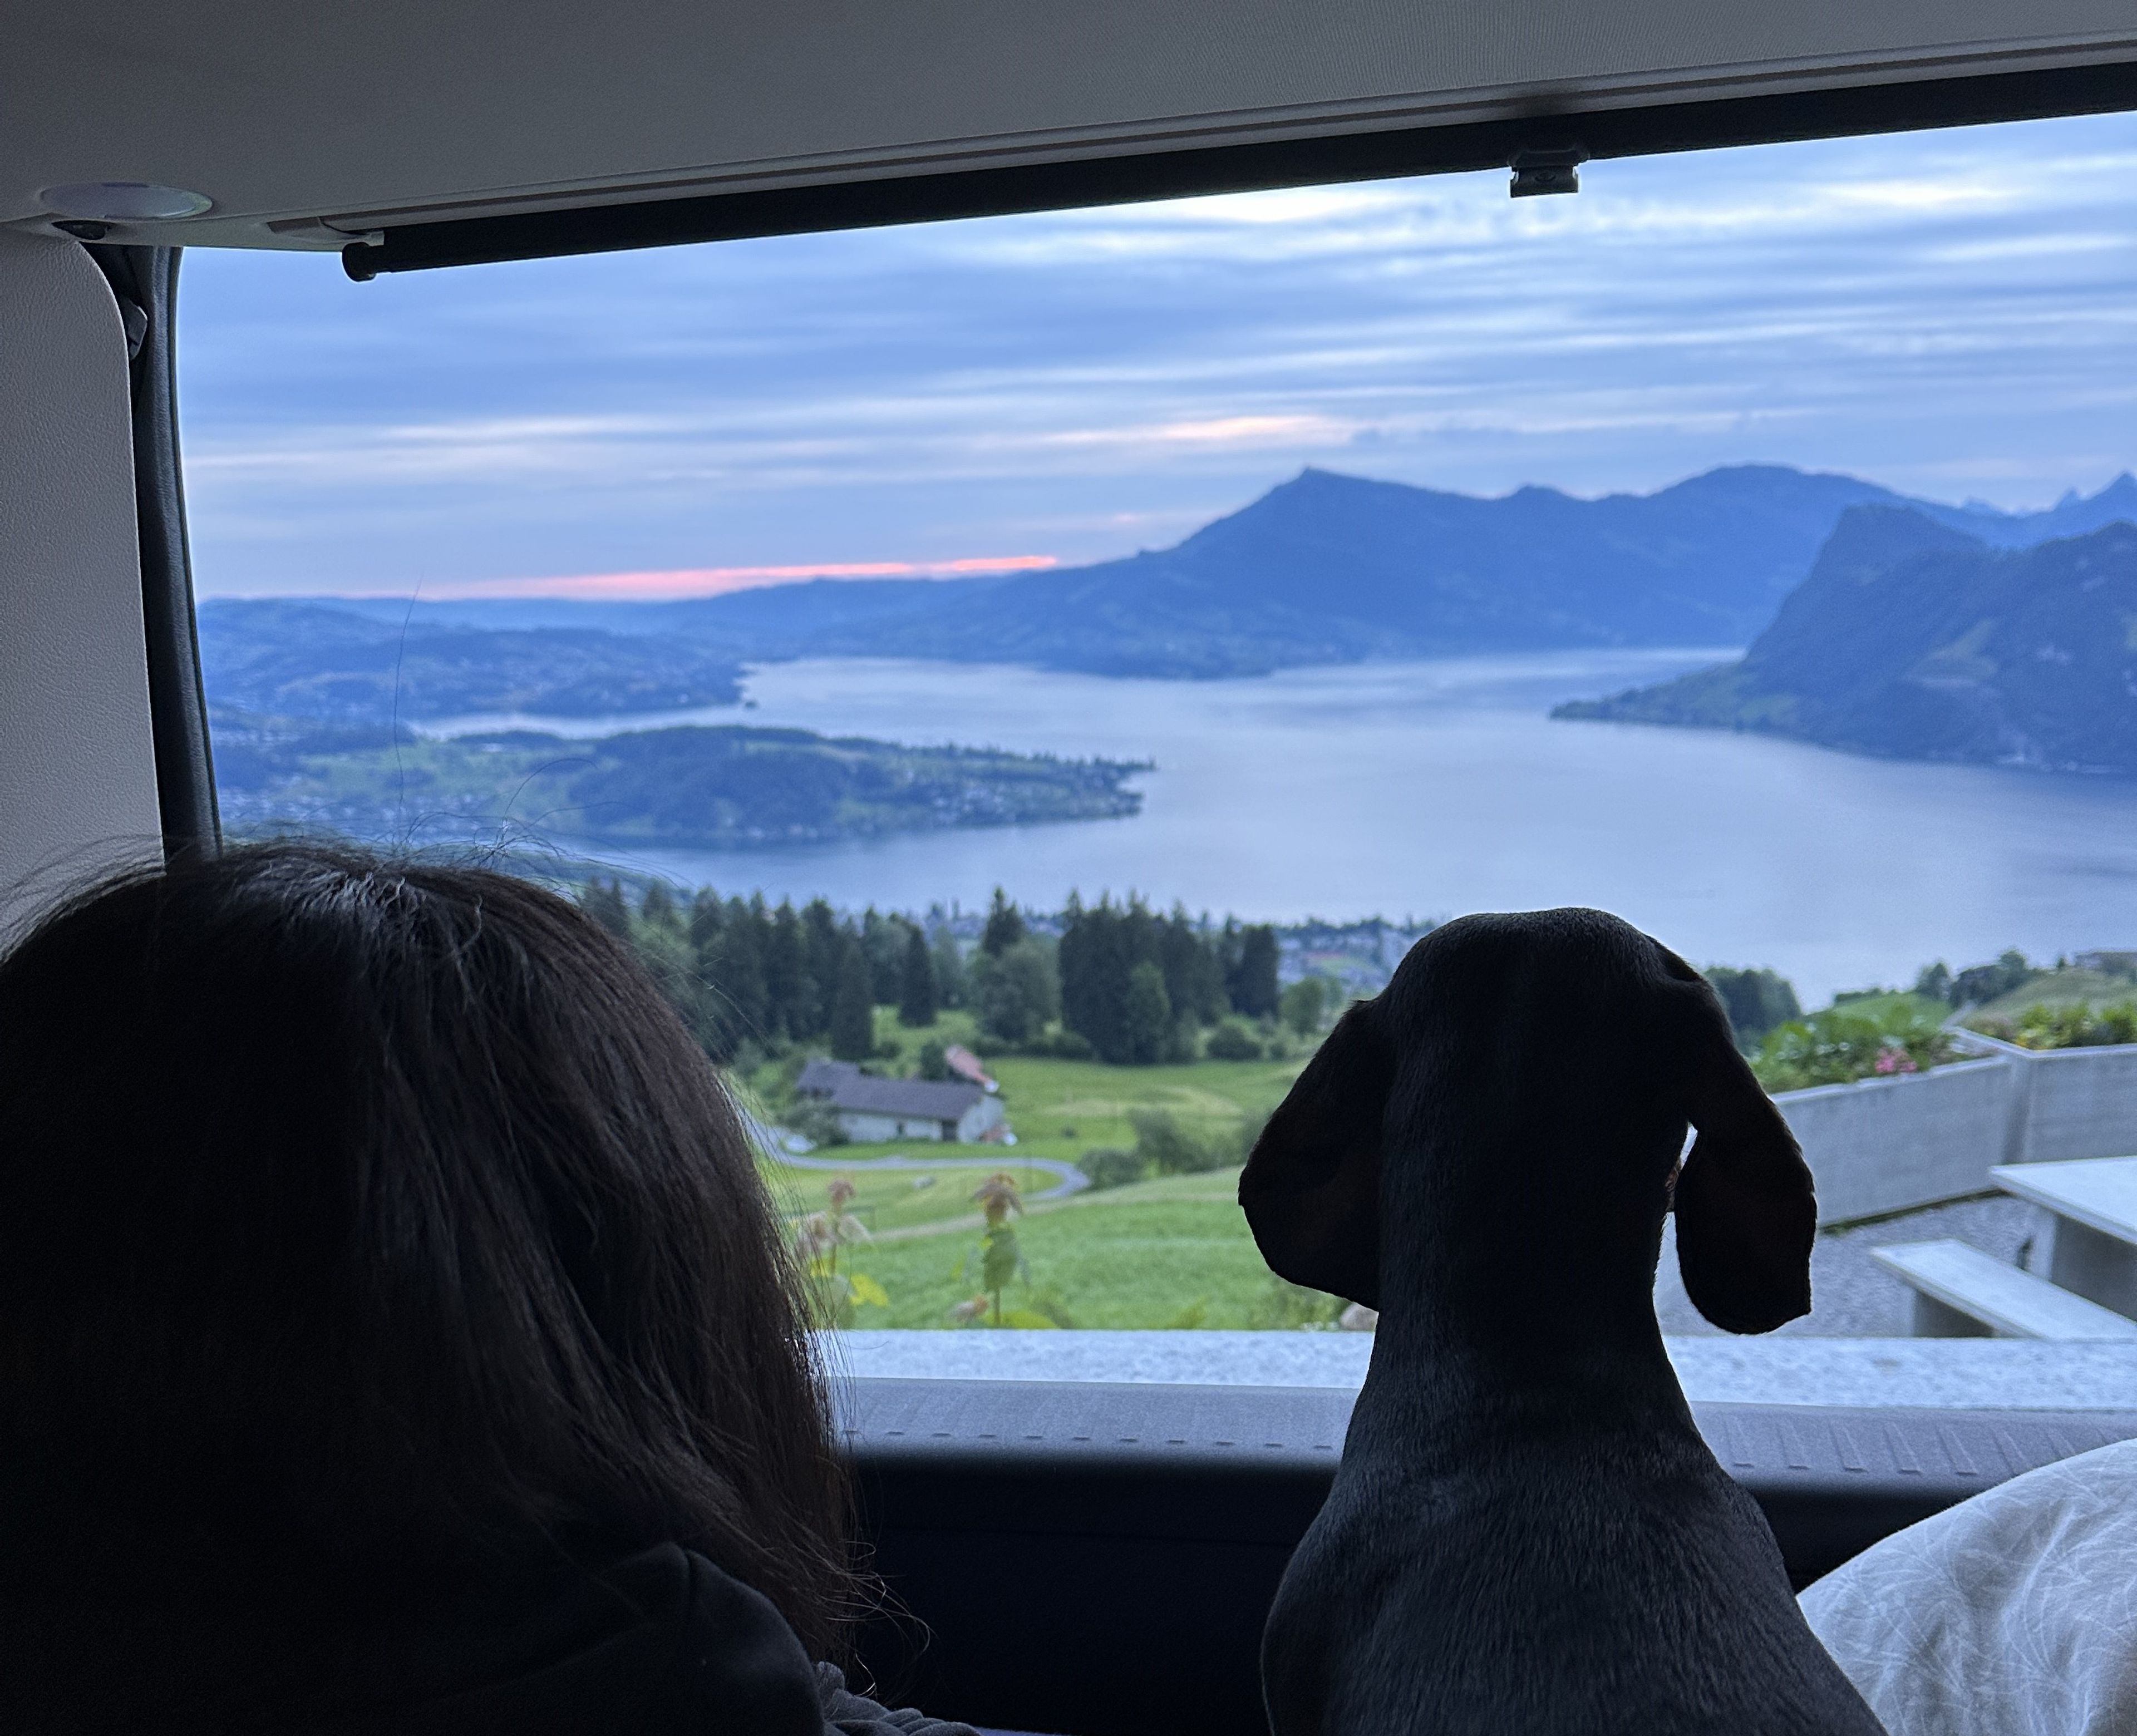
(213, 712, 1148, 849)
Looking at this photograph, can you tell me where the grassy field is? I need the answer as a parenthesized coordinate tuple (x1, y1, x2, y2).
(747, 1007, 1317, 1328)
(743, 1007, 1304, 1173)
(1824, 990, 1948, 1024)
(823, 1166, 1340, 1330)
(761, 1159, 1075, 1236)
(1971, 966, 2137, 1019)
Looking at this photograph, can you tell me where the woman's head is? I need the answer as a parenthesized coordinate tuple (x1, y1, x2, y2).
(0, 843, 855, 1655)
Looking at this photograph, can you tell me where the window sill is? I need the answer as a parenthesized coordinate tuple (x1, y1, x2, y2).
(824, 1328, 2137, 1410)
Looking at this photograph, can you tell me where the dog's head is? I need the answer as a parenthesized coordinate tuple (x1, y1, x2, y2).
(1238, 909, 1814, 1336)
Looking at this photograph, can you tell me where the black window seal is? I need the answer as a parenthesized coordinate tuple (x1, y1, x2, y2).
(343, 57, 2137, 280)
(86, 245, 220, 862)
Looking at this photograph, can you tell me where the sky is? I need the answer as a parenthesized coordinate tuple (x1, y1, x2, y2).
(178, 111, 2137, 600)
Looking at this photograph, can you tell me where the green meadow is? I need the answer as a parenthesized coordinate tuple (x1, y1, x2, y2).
(750, 1008, 1320, 1329)
(781, 1163, 1339, 1330)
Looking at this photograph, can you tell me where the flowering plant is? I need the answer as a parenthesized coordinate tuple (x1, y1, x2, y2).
(795, 1176, 889, 1326)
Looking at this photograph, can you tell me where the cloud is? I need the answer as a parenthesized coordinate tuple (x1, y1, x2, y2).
(179, 111, 2137, 594)
(411, 554, 1057, 600)
(1032, 412, 1357, 452)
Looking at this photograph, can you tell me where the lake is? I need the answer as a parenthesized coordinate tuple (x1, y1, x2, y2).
(434, 649, 2137, 1007)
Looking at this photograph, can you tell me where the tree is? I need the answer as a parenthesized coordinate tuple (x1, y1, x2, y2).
(973, 938, 1059, 1045)
(1129, 1107, 1225, 1174)
(1703, 966, 1803, 1052)
(687, 888, 724, 954)
(1228, 925, 1280, 1019)
(930, 925, 967, 1008)
(1077, 1147, 1146, 1190)
(639, 880, 682, 933)
(1060, 896, 1131, 1061)
(860, 909, 905, 1004)
(1122, 961, 1171, 1065)
(981, 887, 1026, 956)
(829, 939, 875, 1062)
(899, 924, 939, 1027)
(1952, 950, 2035, 1009)
(1281, 975, 1330, 1038)
(1161, 906, 1229, 1024)
(801, 897, 845, 1010)
(632, 914, 697, 1026)
(764, 901, 816, 1039)
(917, 1039, 949, 1079)
(698, 906, 769, 1059)
(580, 879, 632, 941)
(681, 895, 725, 1052)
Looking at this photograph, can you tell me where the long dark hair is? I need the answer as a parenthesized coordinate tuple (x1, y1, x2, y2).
(0, 843, 858, 1658)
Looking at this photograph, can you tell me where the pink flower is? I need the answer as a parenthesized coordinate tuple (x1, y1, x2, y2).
(1873, 1046, 1918, 1076)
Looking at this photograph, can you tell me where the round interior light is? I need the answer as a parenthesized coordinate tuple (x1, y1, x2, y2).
(40, 182, 213, 221)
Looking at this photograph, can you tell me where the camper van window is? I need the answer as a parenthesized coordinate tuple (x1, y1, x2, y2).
(179, 111, 2137, 1404)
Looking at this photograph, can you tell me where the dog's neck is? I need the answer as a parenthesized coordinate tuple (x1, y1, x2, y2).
(1363, 1123, 1686, 1418)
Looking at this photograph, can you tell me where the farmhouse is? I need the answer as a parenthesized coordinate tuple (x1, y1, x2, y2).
(796, 1059, 1010, 1144)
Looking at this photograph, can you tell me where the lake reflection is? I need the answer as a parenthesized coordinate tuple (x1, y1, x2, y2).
(436, 650, 2137, 1007)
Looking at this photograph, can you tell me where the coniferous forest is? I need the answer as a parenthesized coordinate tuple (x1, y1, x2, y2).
(580, 879, 1282, 1069)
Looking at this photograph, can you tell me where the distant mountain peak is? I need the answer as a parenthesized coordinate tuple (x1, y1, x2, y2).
(2045, 472, 2135, 513)
(1804, 503, 1984, 581)
(1284, 466, 1417, 496)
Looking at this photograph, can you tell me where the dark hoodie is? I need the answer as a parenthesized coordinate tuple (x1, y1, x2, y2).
(0, 1540, 977, 1736)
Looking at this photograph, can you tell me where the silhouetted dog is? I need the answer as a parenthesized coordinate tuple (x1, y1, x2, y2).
(1243, 910, 1884, 1735)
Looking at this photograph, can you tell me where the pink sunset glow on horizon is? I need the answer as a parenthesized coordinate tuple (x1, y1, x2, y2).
(363, 553, 1060, 603)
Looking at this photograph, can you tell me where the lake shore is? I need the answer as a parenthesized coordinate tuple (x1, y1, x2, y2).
(430, 650, 2137, 1007)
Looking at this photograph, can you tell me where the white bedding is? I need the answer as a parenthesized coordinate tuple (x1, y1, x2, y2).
(1800, 1436, 2137, 1736)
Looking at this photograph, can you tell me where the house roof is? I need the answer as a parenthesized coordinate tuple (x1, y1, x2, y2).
(943, 1044, 997, 1090)
(797, 1059, 985, 1122)
(796, 1059, 863, 1097)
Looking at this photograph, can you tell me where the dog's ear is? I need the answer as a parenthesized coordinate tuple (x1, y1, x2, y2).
(1239, 1000, 1392, 1309)
(1669, 975, 1816, 1334)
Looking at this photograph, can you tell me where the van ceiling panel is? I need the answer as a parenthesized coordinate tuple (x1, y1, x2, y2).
(7, 2, 2135, 260)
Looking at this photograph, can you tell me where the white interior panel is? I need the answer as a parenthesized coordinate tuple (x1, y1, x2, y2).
(0, 234, 160, 934)
(4, 1, 2134, 251)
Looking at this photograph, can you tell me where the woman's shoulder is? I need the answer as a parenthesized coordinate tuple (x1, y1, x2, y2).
(593, 1547, 984, 1736)
(814, 1661, 981, 1736)
(0, 1531, 974, 1736)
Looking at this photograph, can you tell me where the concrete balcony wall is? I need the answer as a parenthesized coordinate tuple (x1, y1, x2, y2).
(1777, 1035, 2137, 1226)
(2016, 1044, 2137, 1165)
(1779, 1059, 2015, 1226)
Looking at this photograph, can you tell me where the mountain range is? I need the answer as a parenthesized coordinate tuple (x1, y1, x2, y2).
(1554, 510, 2137, 774)
(306, 463, 2137, 674)
(783, 465, 2136, 675)
(199, 462, 2137, 701)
